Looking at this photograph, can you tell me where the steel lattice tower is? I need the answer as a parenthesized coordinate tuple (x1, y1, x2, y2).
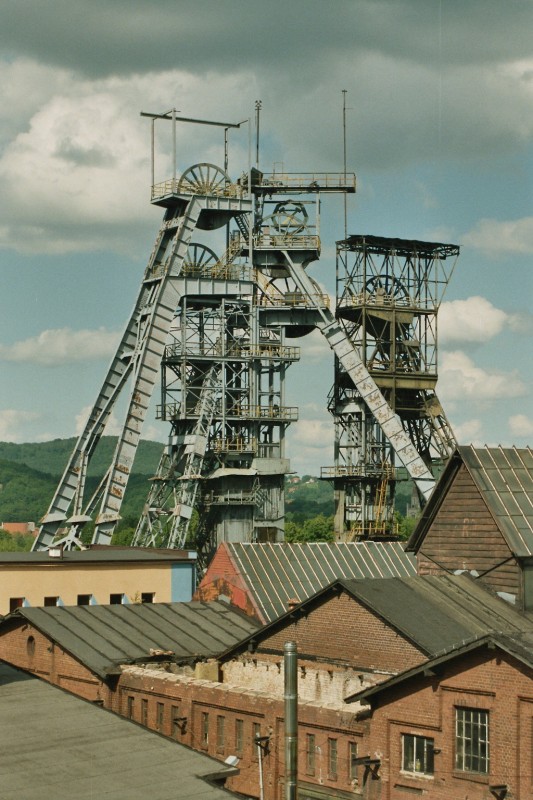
(33, 107, 458, 561)
(322, 235, 459, 540)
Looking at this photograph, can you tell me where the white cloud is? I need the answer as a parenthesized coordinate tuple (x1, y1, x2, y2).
(291, 418, 333, 449)
(508, 414, 533, 438)
(0, 328, 120, 366)
(0, 409, 41, 443)
(452, 418, 484, 445)
(0, 67, 253, 255)
(439, 296, 508, 345)
(439, 350, 527, 403)
(462, 216, 533, 256)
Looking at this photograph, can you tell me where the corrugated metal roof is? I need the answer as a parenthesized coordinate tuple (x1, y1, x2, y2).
(227, 541, 416, 622)
(0, 546, 195, 564)
(0, 661, 238, 800)
(341, 573, 533, 655)
(7, 600, 259, 679)
(460, 445, 533, 556)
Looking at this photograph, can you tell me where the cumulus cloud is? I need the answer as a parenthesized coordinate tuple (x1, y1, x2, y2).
(451, 418, 484, 445)
(462, 216, 533, 256)
(0, 409, 41, 443)
(439, 296, 508, 345)
(508, 414, 533, 438)
(438, 350, 527, 403)
(0, 328, 120, 366)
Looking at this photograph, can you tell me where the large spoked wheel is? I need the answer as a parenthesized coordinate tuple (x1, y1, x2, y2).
(178, 163, 231, 196)
(270, 201, 308, 234)
(365, 274, 410, 303)
(184, 243, 220, 275)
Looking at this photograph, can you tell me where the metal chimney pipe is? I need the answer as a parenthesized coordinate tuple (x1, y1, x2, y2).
(284, 641, 298, 800)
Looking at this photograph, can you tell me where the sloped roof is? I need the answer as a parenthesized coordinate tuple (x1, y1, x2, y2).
(221, 541, 416, 622)
(5, 600, 260, 679)
(407, 445, 533, 556)
(340, 573, 533, 655)
(346, 629, 533, 706)
(221, 573, 533, 662)
(0, 661, 238, 800)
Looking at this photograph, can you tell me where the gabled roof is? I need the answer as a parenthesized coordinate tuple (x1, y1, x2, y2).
(4, 600, 260, 679)
(220, 573, 533, 661)
(346, 629, 533, 706)
(407, 445, 533, 556)
(0, 661, 238, 800)
(214, 541, 416, 622)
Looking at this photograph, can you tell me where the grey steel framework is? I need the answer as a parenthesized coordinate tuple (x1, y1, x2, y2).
(322, 235, 459, 540)
(33, 107, 457, 558)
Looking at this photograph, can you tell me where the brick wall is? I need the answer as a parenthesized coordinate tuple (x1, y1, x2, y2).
(194, 543, 264, 621)
(0, 620, 107, 703)
(250, 591, 426, 673)
(118, 666, 368, 800)
(363, 646, 533, 799)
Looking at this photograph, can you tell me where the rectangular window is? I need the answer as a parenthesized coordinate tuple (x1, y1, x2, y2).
(235, 719, 244, 754)
(252, 722, 261, 761)
(328, 738, 338, 780)
(201, 712, 209, 748)
(172, 705, 181, 738)
(306, 733, 316, 776)
(9, 597, 24, 613)
(216, 715, 225, 753)
(141, 592, 155, 604)
(402, 734, 434, 775)
(349, 741, 359, 783)
(127, 696, 135, 719)
(156, 702, 165, 732)
(77, 594, 91, 606)
(109, 593, 123, 604)
(455, 708, 489, 773)
(141, 698, 148, 726)
(44, 596, 58, 607)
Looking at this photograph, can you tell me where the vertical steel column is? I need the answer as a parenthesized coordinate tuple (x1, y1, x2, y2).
(284, 641, 298, 800)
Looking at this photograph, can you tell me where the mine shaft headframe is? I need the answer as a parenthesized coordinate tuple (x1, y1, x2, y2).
(247, 167, 356, 195)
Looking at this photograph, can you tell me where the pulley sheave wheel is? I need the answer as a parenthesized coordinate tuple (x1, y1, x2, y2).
(270, 201, 308, 234)
(178, 163, 231, 195)
(184, 243, 219, 274)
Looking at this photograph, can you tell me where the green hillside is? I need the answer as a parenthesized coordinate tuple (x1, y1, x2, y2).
(0, 437, 163, 479)
(0, 438, 164, 524)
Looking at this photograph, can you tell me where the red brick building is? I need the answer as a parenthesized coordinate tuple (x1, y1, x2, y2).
(1, 575, 530, 800)
(347, 631, 533, 799)
(407, 446, 533, 609)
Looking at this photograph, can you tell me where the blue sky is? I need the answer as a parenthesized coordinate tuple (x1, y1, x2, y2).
(0, 0, 532, 476)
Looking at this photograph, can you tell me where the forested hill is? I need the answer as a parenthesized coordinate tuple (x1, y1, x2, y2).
(0, 437, 163, 478)
(0, 438, 164, 524)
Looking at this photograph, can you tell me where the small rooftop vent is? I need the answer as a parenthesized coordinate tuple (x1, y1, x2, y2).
(48, 544, 65, 559)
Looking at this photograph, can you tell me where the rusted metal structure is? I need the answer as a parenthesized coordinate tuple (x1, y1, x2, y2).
(322, 235, 459, 539)
(33, 106, 457, 558)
